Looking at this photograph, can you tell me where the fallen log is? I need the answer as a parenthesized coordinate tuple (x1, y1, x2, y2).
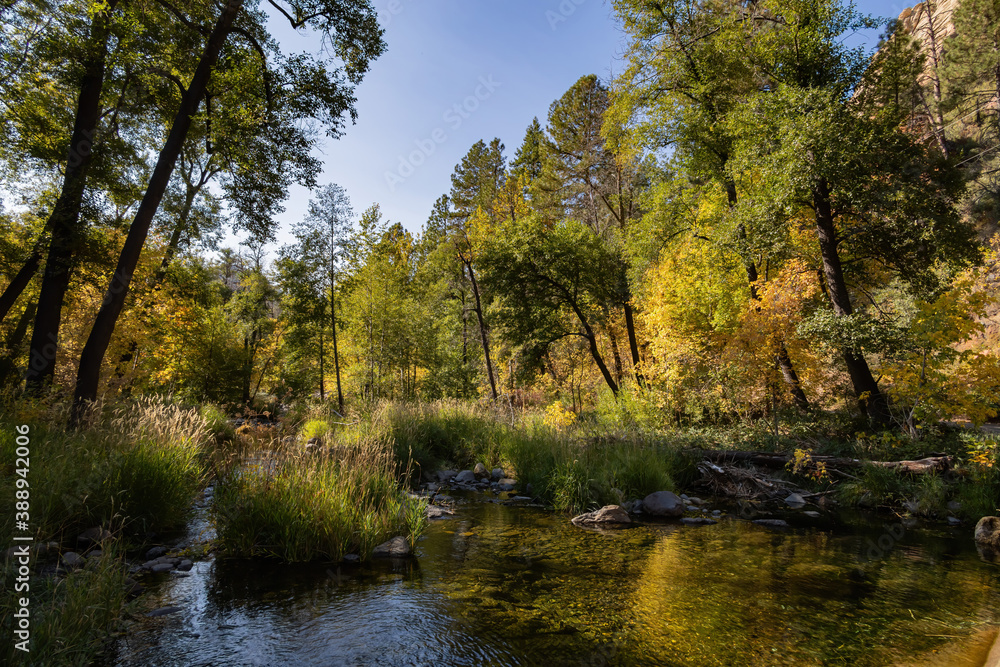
(689, 450, 953, 475)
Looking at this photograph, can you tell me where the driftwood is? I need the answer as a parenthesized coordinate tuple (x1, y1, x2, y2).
(691, 450, 953, 475)
(696, 461, 795, 500)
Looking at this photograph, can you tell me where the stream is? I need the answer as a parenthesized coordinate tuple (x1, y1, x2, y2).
(104, 493, 1000, 666)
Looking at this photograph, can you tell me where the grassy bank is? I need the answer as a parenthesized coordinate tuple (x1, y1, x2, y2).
(0, 396, 211, 666)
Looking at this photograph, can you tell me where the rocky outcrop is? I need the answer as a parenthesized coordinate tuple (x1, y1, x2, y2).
(571, 505, 632, 527)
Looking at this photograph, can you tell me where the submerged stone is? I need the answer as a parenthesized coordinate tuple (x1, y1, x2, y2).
(753, 519, 790, 529)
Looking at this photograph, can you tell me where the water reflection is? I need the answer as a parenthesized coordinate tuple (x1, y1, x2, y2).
(107, 501, 999, 666)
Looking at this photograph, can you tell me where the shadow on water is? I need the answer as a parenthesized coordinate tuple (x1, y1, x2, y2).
(105, 499, 1000, 666)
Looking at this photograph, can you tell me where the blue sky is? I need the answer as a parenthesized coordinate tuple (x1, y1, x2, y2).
(258, 0, 911, 248)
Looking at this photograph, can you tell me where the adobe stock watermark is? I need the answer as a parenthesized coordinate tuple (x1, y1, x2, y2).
(11, 424, 32, 653)
(546, 0, 588, 30)
(383, 75, 502, 193)
(378, 0, 413, 27)
(861, 522, 907, 562)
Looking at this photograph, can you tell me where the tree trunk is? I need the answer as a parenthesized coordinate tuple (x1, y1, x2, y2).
(330, 272, 343, 413)
(72, 0, 244, 423)
(623, 302, 644, 386)
(813, 180, 890, 424)
(0, 300, 37, 388)
(0, 246, 42, 325)
(25, 1, 117, 394)
(465, 260, 498, 400)
(727, 182, 810, 410)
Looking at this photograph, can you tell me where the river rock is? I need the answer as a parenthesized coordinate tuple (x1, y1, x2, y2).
(974, 516, 1000, 548)
(803, 511, 821, 518)
(680, 517, 717, 526)
(571, 505, 632, 527)
(150, 563, 175, 573)
(753, 519, 790, 529)
(61, 552, 85, 569)
(642, 491, 685, 518)
(474, 463, 488, 477)
(373, 536, 412, 558)
(784, 493, 806, 507)
(437, 470, 457, 483)
(497, 478, 517, 492)
(177, 559, 194, 572)
(455, 470, 477, 484)
(77, 527, 112, 546)
(491, 467, 505, 481)
(146, 606, 183, 618)
(425, 505, 454, 519)
(342, 554, 361, 564)
(145, 546, 169, 560)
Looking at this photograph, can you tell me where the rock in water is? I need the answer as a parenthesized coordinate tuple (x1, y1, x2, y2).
(974, 516, 1000, 549)
(455, 470, 477, 484)
(753, 519, 790, 529)
(437, 470, 457, 483)
(491, 467, 505, 481)
(473, 462, 488, 477)
(571, 505, 632, 527)
(642, 491, 685, 517)
(497, 478, 517, 492)
(784, 493, 806, 507)
(373, 536, 412, 558)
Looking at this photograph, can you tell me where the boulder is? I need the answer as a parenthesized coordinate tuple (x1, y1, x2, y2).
(454, 470, 477, 484)
(491, 467, 505, 481)
(642, 491, 685, 518)
(177, 559, 194, 572)
(373, 536, 412, 558)
(571, 505, 632, 527)
(497, 478, 517, 492)
(437, 470, 457, 483)
(974, 516, 1000, 549)
(473, 462, 488, 477)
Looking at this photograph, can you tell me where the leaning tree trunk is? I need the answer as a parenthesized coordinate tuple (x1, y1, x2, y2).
(465, 260, 499, 400)
(25, 1, 118, 394)
(72, 0, 244, 423)
(623, 302, 644, 386)
(813, 180, 890, 424)
(0, 244, 43, 325)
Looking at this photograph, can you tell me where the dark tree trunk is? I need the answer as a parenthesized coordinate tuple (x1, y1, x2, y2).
(0, 300, 36, 389)
(25, 2, 117, 394)
(465, 261, 498, 400)
(623, 302, 644, 386)
(330, 271, 343, 413)
(727, 182, 810, 411)
(0, 246, 42, 325)
(72, 0, 244, 423)
(813, 179, 890, 423)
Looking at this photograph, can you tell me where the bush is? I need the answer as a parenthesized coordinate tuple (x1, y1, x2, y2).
(299, 419, 332, 443)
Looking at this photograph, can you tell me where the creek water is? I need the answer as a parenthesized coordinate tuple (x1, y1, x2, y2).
(105, 494, 1000, 666)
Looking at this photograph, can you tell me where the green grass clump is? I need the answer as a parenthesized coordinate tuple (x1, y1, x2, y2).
(200, 403, 235, 442)
(0, 551, 133, 667)
(1, 397, 208, 541)
(213, 441, 424, 561)
(300, 419, 332, 443)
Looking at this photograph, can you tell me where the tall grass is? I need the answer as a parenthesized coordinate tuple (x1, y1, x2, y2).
(212, 438, 424, 562)
(339, 401, 696, 513)
(0, 549, 133, 667)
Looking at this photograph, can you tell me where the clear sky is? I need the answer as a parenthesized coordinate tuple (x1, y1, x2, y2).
(257, 0, 911, 249)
